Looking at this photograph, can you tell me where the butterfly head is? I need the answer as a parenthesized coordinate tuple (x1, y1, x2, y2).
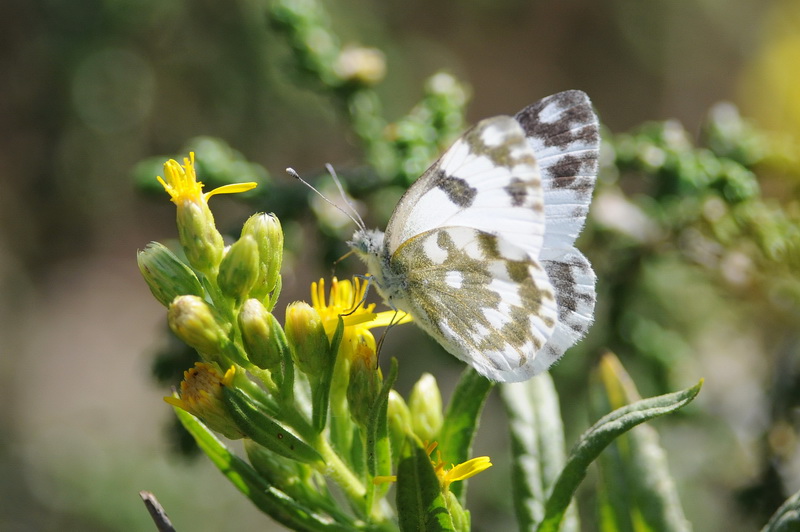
(348, 228, 385, 258)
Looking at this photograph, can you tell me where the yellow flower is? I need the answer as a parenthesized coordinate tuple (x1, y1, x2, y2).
(310, 277, 410, 358)
(373, 441, 493, 491)
(157, 152, 257, 205)
(156, 152, 257, 275)
(164, 362, 241, 439)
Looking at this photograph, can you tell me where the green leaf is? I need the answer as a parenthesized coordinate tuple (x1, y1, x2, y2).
(436, 367, 494, 501)
(363, 358, 398, 512)
(173, 406, 353, 531)
(762, 488, 800, 531)
(367, 358, 398, 480)
(397, 437, 455, 532)
(313, 317, 344, 433)
(224, 387, 323, 464)
(500, 373, 578, 532)
(537, 379, 703, 532)
(591, 354, 692, 532)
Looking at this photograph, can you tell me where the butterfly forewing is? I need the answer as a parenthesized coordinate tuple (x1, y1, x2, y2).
(384, 116, 546, 259)
(389, 226, 558, 382)
(515, 90, 599, 251)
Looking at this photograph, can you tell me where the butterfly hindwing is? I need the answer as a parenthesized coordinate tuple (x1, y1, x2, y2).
(384, 116, 546, 259)
(535, 248, 596, 373)
(388, 226, 558, 382)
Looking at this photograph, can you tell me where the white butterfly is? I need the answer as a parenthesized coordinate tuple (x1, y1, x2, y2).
(350, 90, 599, 382)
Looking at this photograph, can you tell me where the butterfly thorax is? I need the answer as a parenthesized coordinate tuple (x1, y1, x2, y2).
(349, 228, 408, 309)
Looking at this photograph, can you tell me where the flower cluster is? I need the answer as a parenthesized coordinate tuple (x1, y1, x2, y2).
(138, 153, 491, 530)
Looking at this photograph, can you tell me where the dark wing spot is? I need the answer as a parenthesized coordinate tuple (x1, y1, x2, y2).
(505, 178, 528, 207)
(505, 261, 529, 283)
(476, 232, 500, 259)
(433, 169, 477, 208)
(546, 259, 593, 320)
(515, 90, 599, 150)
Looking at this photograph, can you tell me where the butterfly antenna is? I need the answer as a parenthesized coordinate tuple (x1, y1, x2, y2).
(325, 163, 366, 231)
(286, 167, 364, 231)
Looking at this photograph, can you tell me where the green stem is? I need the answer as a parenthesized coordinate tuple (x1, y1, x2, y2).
(360, 428, 380, 522)
(315, 436, 367, 508)
(247, 364, 280, 396)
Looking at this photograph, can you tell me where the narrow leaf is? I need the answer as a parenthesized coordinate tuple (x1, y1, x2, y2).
(591, 354, 692, 532)
(436, 367, 494, 501)
(501, 373, 578, 532)
(762, 488, 800, 531)
(537, 379, 703, 532)
(314, 317, 344, 433)
(173, 406, 352, 531)
(367, 358, 399, 479)
(397, 437, 456, 532)
(224, 387, 323, 464)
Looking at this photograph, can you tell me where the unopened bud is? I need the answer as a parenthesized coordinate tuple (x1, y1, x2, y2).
(176, 200, 225, 275)
(168, 295, 229, 357)
(218, 235, 259, 301)
(241, 213, 284, 300)
(239, 299, 287, 372)
(388, 390, 412, 455)
(284, 302, 330, 378)
(334, 46, 386, 86)
(346, 335, 381, 426)
(137, 242, 204, 307)
(409, 373, 443, 441)
(445, 491, 470, 530)
(164, 362, 242, 439)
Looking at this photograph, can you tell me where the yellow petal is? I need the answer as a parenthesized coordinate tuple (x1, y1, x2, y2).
(204, 182, 258, 200)
(444, 456, 493, 482)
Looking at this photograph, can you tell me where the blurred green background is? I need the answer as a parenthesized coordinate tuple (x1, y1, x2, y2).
(1, 0, 799, 530)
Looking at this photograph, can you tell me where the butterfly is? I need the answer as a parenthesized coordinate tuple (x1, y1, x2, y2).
(349, 90, 599, 382)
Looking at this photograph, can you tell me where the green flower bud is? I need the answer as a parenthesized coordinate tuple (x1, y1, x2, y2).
(346, 336, 381, 426)
(284, 302, 330, 379)
(218, 235, 259, 301)
(176, 199, 225, 275)
(164, 362, 242, 440)
(239, 299, 287, 372)
(241, 213, 284, 300)
(444, 490, 471, 531)
(409, 373, 443, 442)
(388, 389, 412, 460)
(137, 242, 204, 307)
(168, 295, 229, 357)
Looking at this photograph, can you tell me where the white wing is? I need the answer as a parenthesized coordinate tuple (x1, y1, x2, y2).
(351, 91, 600, 381)
(515, 90, 600, 369)
(515, 90, 599, 251)
(384, 116, 546, 259)
(389, 226, 558, 382)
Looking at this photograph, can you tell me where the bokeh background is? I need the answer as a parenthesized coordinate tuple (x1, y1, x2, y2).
(1, 0, 799, 530)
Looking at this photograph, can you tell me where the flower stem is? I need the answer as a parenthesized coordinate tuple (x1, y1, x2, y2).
(314, 436, 368, 511)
